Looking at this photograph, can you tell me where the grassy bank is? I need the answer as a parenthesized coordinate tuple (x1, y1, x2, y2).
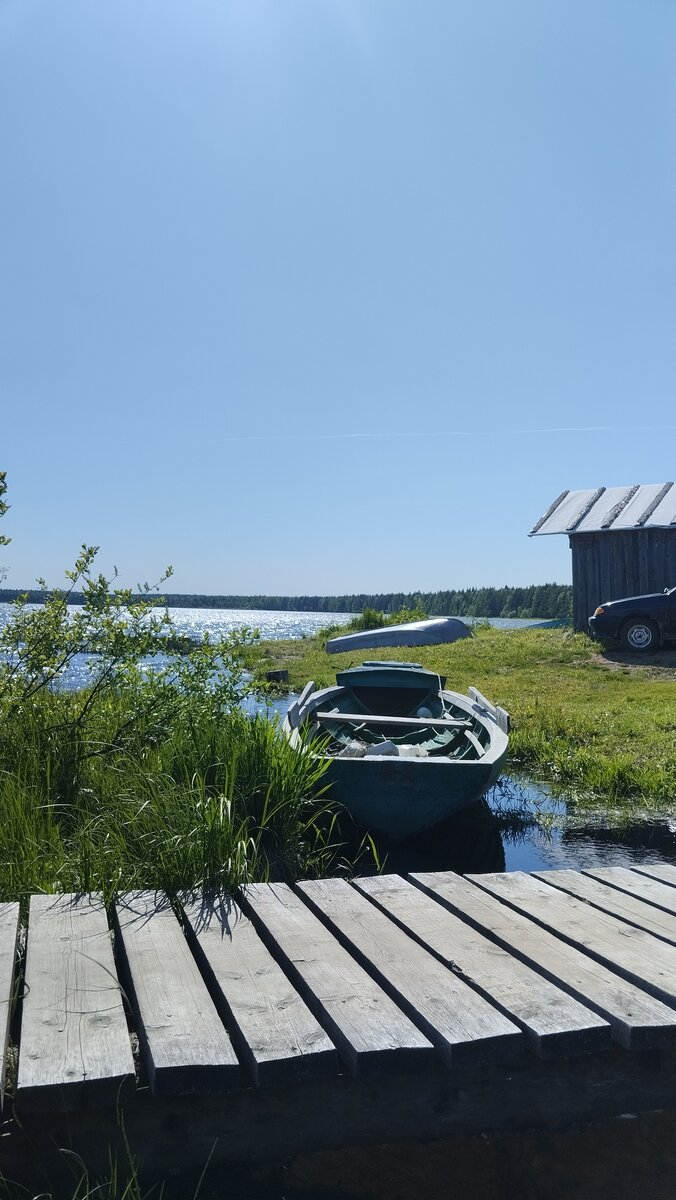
(0, 697, 358, 906)
(247, 626, 676, 809)
(0, 530, 370, 906)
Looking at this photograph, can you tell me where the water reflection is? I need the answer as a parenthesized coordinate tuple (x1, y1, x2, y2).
(371, 799, 506, 877)
(489, 776, 676, 876)
(340, 774, 676, 879)
(559, 820, 676, 865)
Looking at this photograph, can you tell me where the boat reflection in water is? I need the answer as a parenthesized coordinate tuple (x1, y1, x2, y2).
(354, 797, 506, 878)
(346, 773, 676, 879)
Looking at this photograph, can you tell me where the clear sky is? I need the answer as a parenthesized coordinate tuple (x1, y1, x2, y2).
(2, 0, 675, 595)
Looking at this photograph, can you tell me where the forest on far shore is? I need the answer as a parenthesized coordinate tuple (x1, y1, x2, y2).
(0, 583, 573, 620)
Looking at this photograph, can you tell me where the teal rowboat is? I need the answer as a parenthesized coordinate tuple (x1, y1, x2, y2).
(283, 662, 510, 839)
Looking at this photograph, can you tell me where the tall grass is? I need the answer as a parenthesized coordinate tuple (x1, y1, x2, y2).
(0, 538, 366, 905)
(0, 1130, 218, 1199)
(318, 604, 429, 643)
(0, 693, 347, 905)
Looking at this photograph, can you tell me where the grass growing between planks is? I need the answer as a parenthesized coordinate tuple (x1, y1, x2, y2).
(244, 625, 676, 810)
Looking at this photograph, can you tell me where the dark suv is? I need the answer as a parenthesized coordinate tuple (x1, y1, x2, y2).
(588, 586, 676, 652)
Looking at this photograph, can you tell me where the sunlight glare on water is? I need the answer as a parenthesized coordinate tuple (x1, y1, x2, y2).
(0, 605, 354, 690)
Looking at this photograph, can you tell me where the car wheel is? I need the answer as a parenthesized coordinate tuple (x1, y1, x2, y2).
(621, 618, 660, 653)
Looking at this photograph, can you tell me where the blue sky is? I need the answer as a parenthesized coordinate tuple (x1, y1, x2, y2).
(2, 0, 675, 595)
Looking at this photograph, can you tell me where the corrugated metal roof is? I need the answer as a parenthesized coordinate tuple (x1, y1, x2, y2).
(530, 483, 676, 535)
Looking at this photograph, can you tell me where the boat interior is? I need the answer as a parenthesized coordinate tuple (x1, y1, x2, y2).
(308, 663, 490, 761)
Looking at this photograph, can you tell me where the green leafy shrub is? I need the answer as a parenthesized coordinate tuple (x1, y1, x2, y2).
(0, 475, 345, 903)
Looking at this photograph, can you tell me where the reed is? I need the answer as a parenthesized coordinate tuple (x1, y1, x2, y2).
(0, 697, 354, 905)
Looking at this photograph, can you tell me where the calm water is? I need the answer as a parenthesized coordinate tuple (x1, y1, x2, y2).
(2, 602, 672, 876)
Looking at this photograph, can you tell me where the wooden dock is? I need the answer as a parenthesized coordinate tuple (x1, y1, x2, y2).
(4, 864, 676, 1182)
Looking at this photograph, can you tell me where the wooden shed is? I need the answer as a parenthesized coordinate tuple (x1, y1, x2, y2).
(529, 482, 676, 631)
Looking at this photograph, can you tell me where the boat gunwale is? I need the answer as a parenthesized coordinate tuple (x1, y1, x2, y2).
(284, 684, 509, 769)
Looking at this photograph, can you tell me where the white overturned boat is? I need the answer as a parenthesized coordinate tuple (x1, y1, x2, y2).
(283, 661, 510, 839)
(325, 616, 471, 654)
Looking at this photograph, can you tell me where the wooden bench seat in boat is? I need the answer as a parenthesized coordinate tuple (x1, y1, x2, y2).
(314, 711, 471, 731)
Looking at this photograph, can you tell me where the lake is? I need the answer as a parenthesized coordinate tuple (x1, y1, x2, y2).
(0, 603, 354, 690)
(2, 602, 672, 877)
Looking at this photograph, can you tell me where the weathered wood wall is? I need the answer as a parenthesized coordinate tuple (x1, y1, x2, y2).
(570, 529, 676, 631)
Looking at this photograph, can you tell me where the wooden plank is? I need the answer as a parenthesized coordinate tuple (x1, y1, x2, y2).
(462, 728, 484, 755)
(467, 686, 494, 711)
(297, 680, 316, 707)
(354, 875, 609, 1058)
(181, 894, 338, 1085)
(286, 700, 300, 729)
(411, 871, 676, 1049)
(535, 869, 676, 944)
(468, 871, 676, 1011)
(17, 894, 134, 1109)
(240, 882, 434, 1075)
(114, 892, 240, 1095)
(632, 863, 676, 887)
(496, 707, 510, 733)
(315, 712, 470, 730)
(0, 903, 20, 1108)
(297, 878, 522, 1068)
(583, 867, 676, 917)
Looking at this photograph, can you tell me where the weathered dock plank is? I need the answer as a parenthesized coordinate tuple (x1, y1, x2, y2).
(534, 869, 676, 944)
(633, 863, 676, 887)
(17, 894, 134, 1110)
(241, 883, 434, 1074)
(584, 866, 676, 916)
(411, 871, 676, 1048)
(0, 903, 20, 1108)
(114, 892, 240, 1095)
(298, 878, 522, 1068)
(182, 894, 338, 1085)
(353, 874, 609, 1058)
(469, 871, 676, 1010)
(10, 867, 676, 1179)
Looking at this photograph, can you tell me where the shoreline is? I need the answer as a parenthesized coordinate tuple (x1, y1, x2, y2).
(243, 625, 676, 812)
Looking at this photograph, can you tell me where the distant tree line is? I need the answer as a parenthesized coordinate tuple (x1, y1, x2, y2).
(0, 583, 572, 619)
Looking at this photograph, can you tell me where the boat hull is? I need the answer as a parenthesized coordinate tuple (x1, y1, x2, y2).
(326, 616, 471, 655)
(285, 673, 509, 840)
(322, 747, 507, 839)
